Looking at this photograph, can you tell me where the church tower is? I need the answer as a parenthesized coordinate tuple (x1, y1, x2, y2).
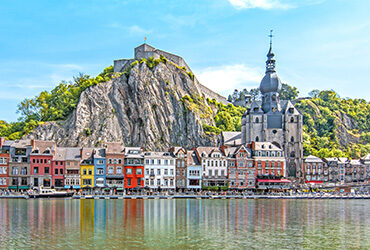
(241, 31, 303, 180)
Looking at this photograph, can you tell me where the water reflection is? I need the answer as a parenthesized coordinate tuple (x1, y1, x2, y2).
(0, 199, 369, 249)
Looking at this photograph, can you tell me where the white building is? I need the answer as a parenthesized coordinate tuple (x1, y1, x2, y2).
(195, 147, 228, 187)
(144, 152, 176, 190)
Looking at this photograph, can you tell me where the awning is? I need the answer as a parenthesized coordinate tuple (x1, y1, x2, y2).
(305, 181, 323, 184)
(104, 188, 111, 191)
(18, 186, 29, 190)
(72, 185, 80, 189)
(64, 185, 71, 189)
(257, 179, 291, 183)
(116, 188, 124, 191)
(8, 186, 17, 189)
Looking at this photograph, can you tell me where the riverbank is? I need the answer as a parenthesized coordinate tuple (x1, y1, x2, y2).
(1, 194, 369, 200)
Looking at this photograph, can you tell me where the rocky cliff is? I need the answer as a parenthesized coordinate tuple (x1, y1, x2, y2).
(26, 61, 219, 149)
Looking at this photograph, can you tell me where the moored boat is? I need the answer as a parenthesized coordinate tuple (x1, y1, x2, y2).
(28, 187, 74, 198)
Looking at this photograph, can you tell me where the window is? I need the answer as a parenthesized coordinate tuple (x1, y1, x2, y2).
(0, 158, 7, 164)
(118, 159, 122, 164)
(34, 167, 39, 174)
(108, 167, 114, 174)
(170, 169, 174, 176)
(88, 169, 92, 175)
(83, 179, 92, 185)
(126, 168, 132, 174)
(60, 169, 63, 175)
(55, 169, 58, 175)
(256, 136, 259, 142)
(164, 169, 168, 175)
(170, 179, 174, 186)
(83, 169, 87, 175)
(98, 160, 104, 165)
(208, 170, 212, 176)
(113, 159, 117, 164)
(290, 117, 294, 123)
(21, 167, 27, 175)
(117, 167, 122, 174)
(290, 152, 295, 157)
(157, 169, 161, 175)
(221, 170, 225, 176)
(21, 178, 27, 186)
(108, 159, 112, 164)
(157, 179, 160, 186)
(255, 117, 259, 123)
(290, 136, 294, 143)
(215, 170, 219, 176)
(97, 168, 104, 175)
(12, 167, 18, 175)
(136, 168, 142, 175)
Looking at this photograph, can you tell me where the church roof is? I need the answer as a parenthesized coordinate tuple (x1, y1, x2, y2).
(220, 131, 242, 146)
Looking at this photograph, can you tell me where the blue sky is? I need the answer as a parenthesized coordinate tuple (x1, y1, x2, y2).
(1, 0, 369, 122)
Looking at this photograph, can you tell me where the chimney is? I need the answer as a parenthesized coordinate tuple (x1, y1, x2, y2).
(0, 137, 5, 148)
(31, 139, 35, 148)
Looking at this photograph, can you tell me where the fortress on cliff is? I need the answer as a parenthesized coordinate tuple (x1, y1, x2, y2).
(113, 43, 229, 105)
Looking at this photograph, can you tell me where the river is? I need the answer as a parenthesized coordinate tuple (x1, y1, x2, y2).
(0, 199, 369, 249)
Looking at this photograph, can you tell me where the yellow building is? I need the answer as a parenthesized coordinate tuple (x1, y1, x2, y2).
(80, 148, 95, 188)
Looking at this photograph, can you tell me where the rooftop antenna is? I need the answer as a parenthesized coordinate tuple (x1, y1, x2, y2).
(144, 37, 147, 44)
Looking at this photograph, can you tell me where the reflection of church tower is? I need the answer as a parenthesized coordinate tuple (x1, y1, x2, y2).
(241, 31, 303, 180)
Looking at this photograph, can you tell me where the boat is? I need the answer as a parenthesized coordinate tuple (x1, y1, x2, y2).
(28, 187, 74, 198)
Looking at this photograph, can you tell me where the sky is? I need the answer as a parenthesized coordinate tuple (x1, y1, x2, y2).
(0, 0, 369, 122)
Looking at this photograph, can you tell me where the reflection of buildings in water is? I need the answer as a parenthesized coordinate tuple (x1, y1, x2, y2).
(144, 200, 176, 236)
(124, 199, 144, 235)
(80, 199, 95, 239)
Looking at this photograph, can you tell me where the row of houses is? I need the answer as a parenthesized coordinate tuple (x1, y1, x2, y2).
(0, 138, 292, 191)
(303, 155, 370, 185)
(1, 138, 368, 191)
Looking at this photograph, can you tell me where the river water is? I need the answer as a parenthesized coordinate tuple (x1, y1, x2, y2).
(0, 199, 369, 249)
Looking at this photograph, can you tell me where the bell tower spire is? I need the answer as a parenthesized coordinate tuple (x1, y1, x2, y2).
(266, 30, 276, 73)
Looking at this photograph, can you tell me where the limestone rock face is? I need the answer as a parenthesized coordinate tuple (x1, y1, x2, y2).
(26, 62, 218, 150)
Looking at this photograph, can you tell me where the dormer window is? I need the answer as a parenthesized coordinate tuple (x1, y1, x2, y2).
(33, 149, 39, 154)
(44, 149, 50, 154)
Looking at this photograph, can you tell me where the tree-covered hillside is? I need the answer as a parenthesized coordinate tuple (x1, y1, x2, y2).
(224, 86, 369, 158)
(0, 66, 119, 140)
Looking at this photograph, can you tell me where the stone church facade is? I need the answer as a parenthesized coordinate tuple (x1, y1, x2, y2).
(241, 43, 303, 180)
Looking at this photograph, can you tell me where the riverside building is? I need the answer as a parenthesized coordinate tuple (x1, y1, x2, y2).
(124, 147, 144, 190)
(105, 142, 125, 190)
(30, 140, 56, 188)
(0, 138, 10, 189)
(64, 147, 82, 189)
(196, 147, 228, 187)
(8, 140, 32, 190)
(186, 150, 202, 190)
(144, 151, 176, 191)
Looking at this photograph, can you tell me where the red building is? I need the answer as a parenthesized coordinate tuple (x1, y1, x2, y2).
(105, 142, 125, 189)
(0, 138, 10, 189)
(224, 145, 255, 190)
(30, 140, 56, 188)
(52, 147, 66, 188)
(251, 142, 290, 190)
(124, 147, 144, 190)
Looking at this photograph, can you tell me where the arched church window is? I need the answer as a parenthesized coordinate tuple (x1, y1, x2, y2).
(272, 130, 277, 134)
(255, 136, 259, 142)
(290, 136, 294, 142)
(289, 108, 294, 114)
(290, 151, 295, 157)
(255, 117, 259, 123)
(271, 94, 276, 101)
(290, 117, 294, 123)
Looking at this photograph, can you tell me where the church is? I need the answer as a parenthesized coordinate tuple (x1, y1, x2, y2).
(240, 39, 303, 179)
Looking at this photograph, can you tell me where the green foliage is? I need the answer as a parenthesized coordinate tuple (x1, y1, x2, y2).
(84, 128, 92, 136)
(202, 124, 221, 135)
(207, 100, 246, 132)
(187, 71, 194, 81)
(296, 90, 370, 158)
(0, 66, 117, 139)
(280, 83, 299, 100)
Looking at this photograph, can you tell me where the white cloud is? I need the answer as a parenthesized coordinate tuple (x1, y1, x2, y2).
(196, 64, 263, 95)
(228, 0, 293, 10)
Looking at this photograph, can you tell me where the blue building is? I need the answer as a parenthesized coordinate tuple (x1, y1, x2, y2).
(186, 151, 202, 190)
(94, 148, 106, 188)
